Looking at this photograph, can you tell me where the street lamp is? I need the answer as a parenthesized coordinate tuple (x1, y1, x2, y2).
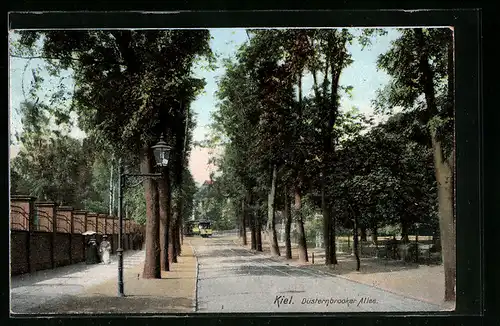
(151, 134, 171, 167)
(117, 135, 171, 297)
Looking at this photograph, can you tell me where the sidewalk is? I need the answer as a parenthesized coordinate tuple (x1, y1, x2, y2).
(14, 242, 197, 314)
(232, 234, 455, 311)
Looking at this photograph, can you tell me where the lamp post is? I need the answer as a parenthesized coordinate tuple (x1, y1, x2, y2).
(117, 134, 171, 297)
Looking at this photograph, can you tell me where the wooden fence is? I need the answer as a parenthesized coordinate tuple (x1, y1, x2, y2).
(10, 195, 142, 276)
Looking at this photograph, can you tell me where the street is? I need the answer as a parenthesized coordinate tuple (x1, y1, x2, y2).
(193, 235, 443, 313)
(10, 235, 446, 314)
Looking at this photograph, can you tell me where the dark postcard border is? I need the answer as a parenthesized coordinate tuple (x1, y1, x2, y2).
(4, 0, 483, 13)
(6, 8, 483, 326)
(8, 10, 480, 30)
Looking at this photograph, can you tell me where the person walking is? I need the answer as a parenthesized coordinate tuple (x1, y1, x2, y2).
(99, 235, 112, 264)
(86, 235, 100, 264)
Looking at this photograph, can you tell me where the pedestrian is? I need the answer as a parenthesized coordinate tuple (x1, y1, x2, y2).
(99, 235, 112, 264)
(86, 236, 100, 264)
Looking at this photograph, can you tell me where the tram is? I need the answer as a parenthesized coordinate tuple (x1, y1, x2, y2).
(198, 220, 213, 238)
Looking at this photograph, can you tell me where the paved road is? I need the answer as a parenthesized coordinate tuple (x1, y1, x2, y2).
(10, 250, 145, 314)
(193, 236, 444, 313)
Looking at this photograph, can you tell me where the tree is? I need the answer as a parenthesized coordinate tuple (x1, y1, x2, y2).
(14, 30, 214, 278)
(375, 28, 455, 300)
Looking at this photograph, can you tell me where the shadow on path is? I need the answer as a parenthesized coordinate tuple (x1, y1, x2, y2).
(11, 250, 144, 288)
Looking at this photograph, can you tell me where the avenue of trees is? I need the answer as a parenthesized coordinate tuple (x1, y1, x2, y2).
(10, 30, 209, 279)
(198, 28, 455, 301)
(10, 27, 455, 301)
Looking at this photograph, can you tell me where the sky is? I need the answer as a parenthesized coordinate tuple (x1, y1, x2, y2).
(9, 28, 401, 185)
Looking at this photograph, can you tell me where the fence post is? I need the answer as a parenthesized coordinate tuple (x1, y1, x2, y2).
(95, 214, 99, 235)
(74, 210, 87, 262)
(83, 211, 88, 260)
(51, 203, 57, 269)
(34, 202, 56, 269)
(28, 197, 35, 273)
(11, 195, 36, 274)
(56, 206, 73, 265)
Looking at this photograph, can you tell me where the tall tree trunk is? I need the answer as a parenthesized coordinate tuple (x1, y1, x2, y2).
(416, 28, 456, 301)
(169, 206, 177, 263)
(158, 171, 170, 272)
(267, 164, 280, 256)
(329, 211, 338, 264)
(284, 184, 292, 259)
(241, 199, 247, 245)
(321, 172, 331, 265)
(256, 209, 263, 252)
(401, 222, 409, 243)
(175, 196, 182, 257)
(250, 212, 257, 250)
(294, 70, 308, 263)
(239, 200, 244, 238)
(142, 146, 161, 279)
(248, 193, 257, 250)
(432, 135, 455, 301)
(294, 186, 308, 263)
(179, 218, 184, 246)
(353, 215, 360, 271)
(372, 226, 378, 248)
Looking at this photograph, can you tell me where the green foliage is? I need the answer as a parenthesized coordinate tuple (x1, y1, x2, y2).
(11, 132, 102, 209)
(331, 114, 438, 232)
(12, 30, 213, 235)
(373, 28, 454, 158)
(14, 30, 214, 170)
(125, 184, 147, 225)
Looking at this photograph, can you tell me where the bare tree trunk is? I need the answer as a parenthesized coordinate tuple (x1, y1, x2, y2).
(416, 27, 456, 301)
(434, 138, 456, 301)
(169, 207, 177, 264)
(179, 223, 184, 246)
(141, 146, 161, 279)
(157, 172, 170, 272)
(353, 218, 360, 271)
(241, 199, 247, 245)
(256, 209, 263, 252)
(401, 222, 409, 243)
(267, 164, 280, 256)
(248, 193, 257, 250)
(175, 196, 184, 256)
(239, 200, 243, 237)
(321, 171, 331, 265)
(175, 195, 182, 256)
(372, 226, 378, 248)
(250, 212, 257, 250)
(294, 186, 308, 263)
(284, 184, 292, 259)
(330, 211, 338, 264)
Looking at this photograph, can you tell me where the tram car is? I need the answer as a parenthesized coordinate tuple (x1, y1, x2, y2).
(198, 220, 213, 238)
(192, 222, 200, 236)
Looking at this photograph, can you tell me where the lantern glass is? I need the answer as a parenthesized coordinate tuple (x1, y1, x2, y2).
(151, 135, 171, 167)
